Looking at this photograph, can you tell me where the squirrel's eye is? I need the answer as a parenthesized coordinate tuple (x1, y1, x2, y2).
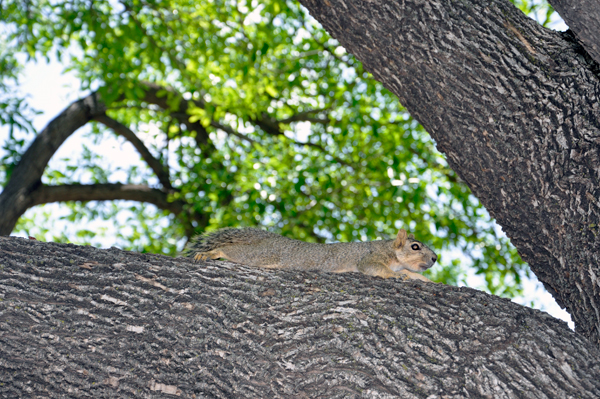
(411, 244, 420, 250)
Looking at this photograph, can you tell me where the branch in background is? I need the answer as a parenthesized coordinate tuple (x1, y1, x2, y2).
(141, 82, 351, 169)
(29, 183, 187, 215)
(28, 183, 207, 240)
(251, 113, 353, 168)
(0, 79, 231, 237)
(209, 121, 257, 145)
(287, 116, 330, 124)
(140, 83, 211, 146)
(279, 107, 332, 124)
(0, 92, 106, 236)
(93, 113, 174, 190)
(141, 82, 352, 170)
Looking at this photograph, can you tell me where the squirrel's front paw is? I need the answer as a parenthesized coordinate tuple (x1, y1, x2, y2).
(396, 270, 433, 283)
(193, 252, 211, 262)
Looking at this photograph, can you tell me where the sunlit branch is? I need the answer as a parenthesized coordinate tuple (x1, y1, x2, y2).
(279, 107, 332, 124)
(252, 114, 354, 168)
(140, 83, 210, 145)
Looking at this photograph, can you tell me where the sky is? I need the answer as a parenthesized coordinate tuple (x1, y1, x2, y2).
(0, 4, 574, 328)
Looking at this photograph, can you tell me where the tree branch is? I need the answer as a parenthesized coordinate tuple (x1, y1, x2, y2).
(0, 82, 226, 237)
(0, 92, 106, 235)
(27, 182, 207, 238)
(209, 121, 257, 145)
(139, 82, 211, 146)
(279, 107, 332, 124)
(28, 183, 187, 216)
(142, 81, 354, 169)
(140, 83, 351, 171)
(251, 113, 354, 168)
(93, 113, 174, 190)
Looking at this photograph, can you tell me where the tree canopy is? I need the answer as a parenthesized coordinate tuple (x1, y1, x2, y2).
(0, 0, 562, 297)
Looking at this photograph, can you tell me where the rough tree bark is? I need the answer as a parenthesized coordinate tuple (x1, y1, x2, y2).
(297, 0, 600, 348)
(1, 237, 599, 398)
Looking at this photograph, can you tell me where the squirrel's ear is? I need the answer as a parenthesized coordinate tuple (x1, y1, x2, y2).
(394, 229, 407, 248)
(408, 233, 415, 239)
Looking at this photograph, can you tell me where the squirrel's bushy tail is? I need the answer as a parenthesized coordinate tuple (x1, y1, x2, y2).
(185, 227, 277, 256)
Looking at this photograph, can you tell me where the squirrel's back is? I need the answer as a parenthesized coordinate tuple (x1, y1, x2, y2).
(187, 227, 281, 253)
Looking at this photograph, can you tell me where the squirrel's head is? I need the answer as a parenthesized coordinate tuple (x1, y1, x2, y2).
(392, 229, 438, 272)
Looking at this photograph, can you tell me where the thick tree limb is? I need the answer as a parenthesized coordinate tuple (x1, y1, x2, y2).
(549, 0, 600, 65)
(298, 0, 600, 346)
(0, 92, 106, 236)
(1, 238, 599, 397)
(93, 113, 174, 190)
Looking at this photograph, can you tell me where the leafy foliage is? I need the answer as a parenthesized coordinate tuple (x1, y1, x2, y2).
(0, 0, 558, 296)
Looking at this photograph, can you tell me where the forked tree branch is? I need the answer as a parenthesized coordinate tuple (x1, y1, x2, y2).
(0, 92, 106, 235)
(0, 86, 207, 236)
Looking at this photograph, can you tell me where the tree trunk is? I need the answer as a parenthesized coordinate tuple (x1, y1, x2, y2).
(298, 0, 600, 348)
(1, 237, 599, 398)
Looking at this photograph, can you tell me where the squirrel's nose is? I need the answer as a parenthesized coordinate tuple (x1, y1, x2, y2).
(432, 255, 438, 263)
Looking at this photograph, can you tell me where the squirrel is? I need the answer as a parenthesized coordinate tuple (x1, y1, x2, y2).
(185, 228, 437, 282)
